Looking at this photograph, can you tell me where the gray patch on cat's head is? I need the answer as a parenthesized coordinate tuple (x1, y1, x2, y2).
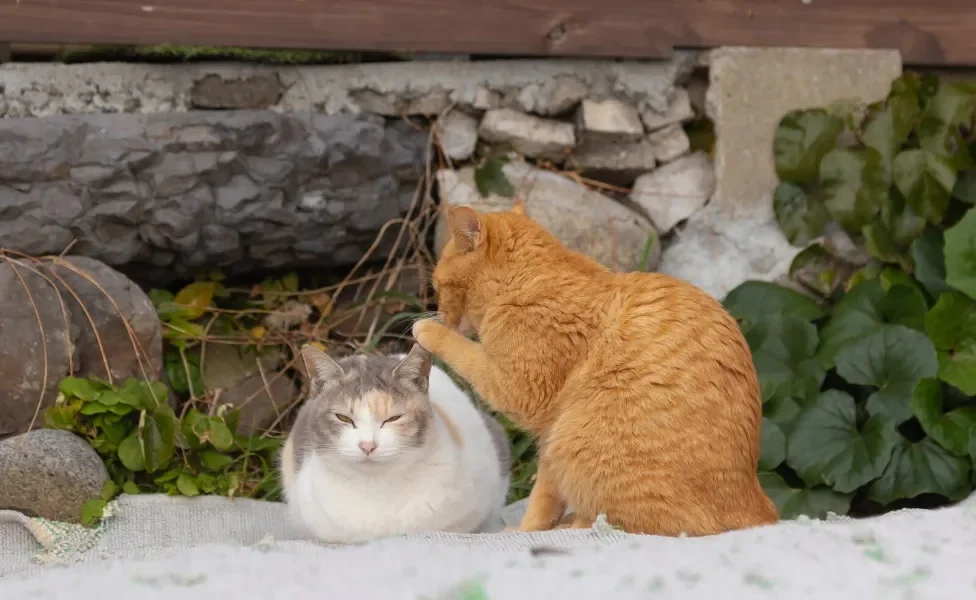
(289, 345, 434, 468)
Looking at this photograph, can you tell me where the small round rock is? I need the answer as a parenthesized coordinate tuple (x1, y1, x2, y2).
(0, 429, 109, 522)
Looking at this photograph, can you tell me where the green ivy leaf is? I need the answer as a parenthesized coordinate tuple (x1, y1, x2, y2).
(100, 480, 120, 501)
(758, 472, 852, 520)
(763, 396, 803, 435)
(772, 182, 829, 245)
(892, 149, 957, 224)
(207, 419, 235, 451)
(912, 378, 976, 457)
(748, 317, 825, 404)
(177, 472, 200, 497)
(474, 156, 515, 198)
(943, 207, 976, 298)
(819, 148, 888, 233)
(79, 402, 111, 416)
(773, 109, 845, 183)
(122, 481, 141, 495)
(173, 281, 216, 319)
(918, 81, 976, 157)
(881, 188, 927, 247)
(911, 232, 954, 298)
(788, 244, 850, 298)
(862, 219, 902, 264)
(142, 404, 177, 474)
(59, 377, 99, 402)
(835, 325, 939, 423)
(817, 281, 926, 368)
(758, 418, 786, 471)
(723, 281, 825, 327)
(118, 433, 146, 472)
(924, 291, 976, 394)
(80, 498, 107, 527)
(862, 75, 921, 169)
(866, 437, 971, 505)
(953, 169, 976, 205)
(200, 450, 235, 471)
(786, 390, 899, 493)
(282, 272, 300, 293)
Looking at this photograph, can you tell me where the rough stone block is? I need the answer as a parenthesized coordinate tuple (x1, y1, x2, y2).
(631, 152, 714, 233)
(0, 56, 696, 118)
(707, 47, 902, 218)
(577, 98, 644, 140)
(435, 110, 479, 162)
(641, 87, 695, 132)
(565, 138, 656, 186)
(436, 163, 659, 272)
(478, 109, 576, 161)
(0, 110, 427, 281)
(647, 124, 691, 163)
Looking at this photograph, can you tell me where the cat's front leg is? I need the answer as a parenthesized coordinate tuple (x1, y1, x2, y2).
(413, 319, 513, 414)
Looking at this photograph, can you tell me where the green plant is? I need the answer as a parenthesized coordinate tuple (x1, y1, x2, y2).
(725, 72, 976, 519)
(46, 375, 282, 526)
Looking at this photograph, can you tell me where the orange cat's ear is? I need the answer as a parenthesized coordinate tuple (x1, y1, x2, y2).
(511, 200, 526, 216)
(448, 205, 483, 253)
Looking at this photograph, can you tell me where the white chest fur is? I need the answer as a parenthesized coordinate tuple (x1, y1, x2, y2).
(281, 365, 508, 543)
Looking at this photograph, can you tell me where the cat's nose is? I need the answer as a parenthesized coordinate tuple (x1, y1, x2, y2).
(359, 440, 377, 456)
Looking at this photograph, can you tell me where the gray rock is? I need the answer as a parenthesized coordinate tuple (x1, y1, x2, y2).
(436, 163, 659, 272)
(0, 256, 164, 436)
(435, 111, 479, 162)
(0, 110, 426, 282)
(658, 203, 801, 300)
(630, 152, 715, 233)
(641, 87, 696, 132)
(0, 260, 78, 437)
(0, 429, 109, 522)
(200, 344, 283, 395)
(189, 74, 286, 110)
(576, 99, 644, 140)
(478, 109, 576, 161)
(48, 256, 163, 384)
(217, 373, 298, 436)
(647, 124, 691, 163)
(566, 138, 656, 186)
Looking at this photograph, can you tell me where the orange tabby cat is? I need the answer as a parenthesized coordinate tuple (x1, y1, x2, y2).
(412, 202, 778, 536)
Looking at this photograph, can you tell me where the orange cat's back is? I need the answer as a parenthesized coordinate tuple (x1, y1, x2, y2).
(544, 270, 776, 535)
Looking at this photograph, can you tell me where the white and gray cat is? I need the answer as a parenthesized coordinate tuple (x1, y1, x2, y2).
(280, 344, 511, 543)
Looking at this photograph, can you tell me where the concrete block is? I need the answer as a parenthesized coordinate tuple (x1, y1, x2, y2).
(707, 47, 902, 219)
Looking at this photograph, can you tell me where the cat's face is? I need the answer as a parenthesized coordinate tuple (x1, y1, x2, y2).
(433, 202, 528, 331)
(299, 345, 434, 465)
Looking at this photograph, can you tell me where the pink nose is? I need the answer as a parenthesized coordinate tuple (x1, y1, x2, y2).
(359, 441, 377, 456)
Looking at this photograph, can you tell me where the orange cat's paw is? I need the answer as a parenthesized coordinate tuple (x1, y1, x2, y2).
(412, 319, 446, 351)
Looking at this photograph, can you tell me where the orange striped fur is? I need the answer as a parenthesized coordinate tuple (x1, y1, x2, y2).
(412, 202, 778, 536)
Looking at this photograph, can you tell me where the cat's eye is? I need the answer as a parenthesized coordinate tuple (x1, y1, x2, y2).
(382, 414, 403, 426)
(334, 413, 356, 427)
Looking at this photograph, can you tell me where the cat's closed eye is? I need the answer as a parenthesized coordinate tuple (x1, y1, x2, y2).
(382, 415, 403, 426)
(334, 413, 356, 427)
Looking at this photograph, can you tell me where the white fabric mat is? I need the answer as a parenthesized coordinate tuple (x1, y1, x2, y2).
(2, 493, 975, 598)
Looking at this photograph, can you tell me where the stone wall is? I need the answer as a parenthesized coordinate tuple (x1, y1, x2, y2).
(0, 56, 702, 283)
(0, 111, 426, 281)
(0, 50, 905, 296)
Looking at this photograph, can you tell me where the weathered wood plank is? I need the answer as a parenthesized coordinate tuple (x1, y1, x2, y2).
(0, 0, 974, 65)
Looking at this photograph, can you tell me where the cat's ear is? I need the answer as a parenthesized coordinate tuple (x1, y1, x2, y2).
(448, 205, 483, 253)
(510, 199, 526, 215)
(392, 344, 432, 392)
(301, 344, 344, 385)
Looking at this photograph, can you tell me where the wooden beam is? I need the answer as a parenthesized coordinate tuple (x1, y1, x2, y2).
(0, 0, 974, 66)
